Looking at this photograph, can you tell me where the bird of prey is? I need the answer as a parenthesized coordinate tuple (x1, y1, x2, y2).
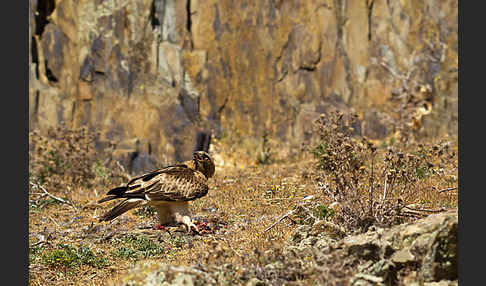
(97, 151, 215, 233)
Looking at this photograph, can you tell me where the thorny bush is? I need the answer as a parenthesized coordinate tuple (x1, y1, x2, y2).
(29, 124, 128, 192)
(311, 110, 457, 232)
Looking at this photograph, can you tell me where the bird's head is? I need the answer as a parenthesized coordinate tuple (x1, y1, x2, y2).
(193, 151, 215, 178)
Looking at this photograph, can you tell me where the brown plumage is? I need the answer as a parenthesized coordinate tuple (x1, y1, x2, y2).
(97, 151, 215, 232)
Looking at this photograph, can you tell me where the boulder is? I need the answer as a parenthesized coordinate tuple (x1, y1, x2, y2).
(120, 211, 458, 285)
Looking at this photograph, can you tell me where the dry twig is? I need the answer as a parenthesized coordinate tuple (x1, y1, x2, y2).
(438, 187, 458, 193)
(403, 205, 447, 213)
(264, 209, 296, 233)
(30, 182, 77, 210)
(220, 237, 243, 258)
(398, 212, 427, 219)
(47, 215, 61, 228)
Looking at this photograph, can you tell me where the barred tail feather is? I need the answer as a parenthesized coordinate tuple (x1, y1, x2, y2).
(98, 186, 129, 204)
(98, 199, 145, 222)
(106, 186, 128, 196)
(97, 195, 119, 204)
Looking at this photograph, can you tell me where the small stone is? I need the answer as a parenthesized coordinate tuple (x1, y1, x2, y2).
(246, 277, 265, 286)
(352, 273, 384, 286)
(391, 248, 415, 264)
(171, 273, 194, 286)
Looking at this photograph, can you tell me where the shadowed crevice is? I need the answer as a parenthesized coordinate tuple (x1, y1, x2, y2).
(186, 0, 192, 33)
(34, 0, 56, 36)
(367, 0, 375, 41)
(149, 0, 161, 29)
(194, 131, 211, 153)
(44, 60, 59, 82)
(31, 37, 39, 78)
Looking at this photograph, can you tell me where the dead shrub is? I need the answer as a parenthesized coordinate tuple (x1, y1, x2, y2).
(29, 124, 128, 192)
(310, 109, 456, 232)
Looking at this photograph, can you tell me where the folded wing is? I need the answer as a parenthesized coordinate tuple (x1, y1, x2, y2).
(110, 164, 209, 202)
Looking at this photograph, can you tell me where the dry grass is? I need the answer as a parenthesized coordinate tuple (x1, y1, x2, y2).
(28, 123, 458, 285)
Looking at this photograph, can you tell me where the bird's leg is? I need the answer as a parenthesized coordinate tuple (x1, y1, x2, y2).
(153, 204, 173, 231)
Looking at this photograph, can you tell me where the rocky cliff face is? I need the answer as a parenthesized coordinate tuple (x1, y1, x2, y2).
(29, 0, 458, 166)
